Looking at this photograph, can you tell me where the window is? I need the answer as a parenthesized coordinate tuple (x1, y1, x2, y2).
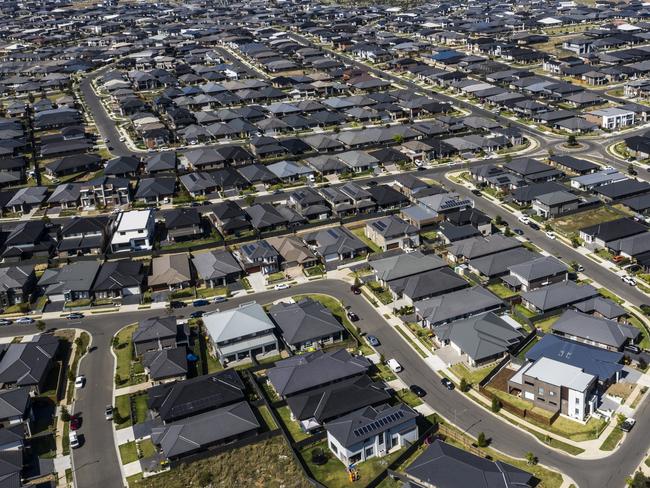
(365, 447, 374, 458)
(537, 397, 545, 403)
(329, 442, 338, 454)
(575, 408, 580, 415)
(538, 387, 544, 395)
(524, 381, 534, 386)
(575, 398, 580, 404)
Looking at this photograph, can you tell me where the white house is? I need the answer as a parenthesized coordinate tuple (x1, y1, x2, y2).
(110, 209, 155, 253)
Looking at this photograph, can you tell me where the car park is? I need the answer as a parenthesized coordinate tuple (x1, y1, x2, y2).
(74, 375, 85, 388)
(105, 405, 113, 421)
(409, 385, 426, 397)
(366, 335, 380, 347)
(441, 378, 455, 390)
(15, 317, 33, 324)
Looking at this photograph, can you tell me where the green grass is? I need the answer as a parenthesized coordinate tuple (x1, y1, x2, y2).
(395, 388, 423, 408)
(513, 304, 536, 318)
(114, 394, 133, 430)
(266, 271, 286, 283)
(600, 426, 624, 451)
(597, 288, 624, 305)
(304, 264, 325, 277)
(133, 394, 149, 424)
(628, 314, 650, 350)
(373, 362, 397, 382)
(62, 422, 70, 456)
(119, 441, 139, 465)
(351, 226, 382, 253)
(66, 332, 90, 403)
(485, 386, 533, 411)
(195, 286, 228, 298)
(160, 234, 223, 251)
(258, 405, 278, 430)
(486, 283, 517, 299)
(138, 439, 157, 459)
(301, 439, 404, 487)
(366, 280, 394, 305)
(276, 405, 310, 443)
(112, 324, 145, 386)
(552, 206, 624, 236)
(420, 229, 437, 240)
(395, 325, 427, 358)
(533, 314, 560, 333)
(449, 363, 493, 387)
(30, 434, 56, 459)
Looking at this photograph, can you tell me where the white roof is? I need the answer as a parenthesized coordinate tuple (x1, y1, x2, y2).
(525, 357, 595, 392)
(203, 302, 276, 344)
(115, 210, 153, 232)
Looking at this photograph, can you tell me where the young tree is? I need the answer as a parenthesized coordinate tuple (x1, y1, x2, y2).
(459, 378, 468, 392)
(525, 452, 537, 465)
(244, 194, 256, 207)
(60, 406, 70, 422)
(567, 134, 577, 147)
(491, 396, 501, 413)
(477, 432, 488, 448)
(494, 215, 503, 226)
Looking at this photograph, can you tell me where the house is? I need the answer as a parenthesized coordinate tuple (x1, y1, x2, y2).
(549, 155, 598, 175)
(45, 153, 101, 177)
(209, 201, 252, 236)
(1, 221, 55, 262)
(285, 375, 391, 432)
(0, 266, 34, 307)
(245, 204, 288, 232)
(434, 312, 524, 367)
(446, 208, 492, 236)
(447, 235, 521, 263)
(325, 403, 418, 465)
(551, 309, 640, 352)
(593, 180, 650, 203)
(80, 176, 130, 208)
(504, 256, 568, 292)
(143, 347, 188, 384)
(203, 302, 278, 365)
(57, 216, 108, 257)
(105, 156, 140, 178)
(532, 191, 581, 218)
(403, 439, 533, 488)
(92, 260, 145, 300)
(415, 286, 504, 328)
(132, 316, 188, 356)
(520, 281, 599, 314)
(145, 152, 177, 174)
(503, 157, 562, 182)
(367, 185, 410, 211)
(508, 357, 597, 421)
(151, 401, 259, 460)
(570, 169, 626, 191)
(525, 334, 623, 386)
(267, 349, 371, 398)
(134, 177, 176, 204)
(270, 298, 345, 351)
(37, 260, 101, 303)
(303, 227, 368, 264)
(468, 248, 539, 280)
(0, 334, 59, 394)
(364, 216, 419, 251)
(388, 268, 469, 305)
(110, 209, 155, 253)
(147, 370, 245, 423)
(579, 218, 646, 249)
(266, 236, 319, 270)
(0, 388, 32, 435)
(148, 254, 193, 291)
(584, 107, 635, 129)
(237, 240, 280, 275)
(47, 183, 81, 209)
(416, 193, 473, 217)
(370, 251, 446, 286)
(163, 208, 203, 242)
(5, 186, 47, 214)
(191, 250, 243, 288)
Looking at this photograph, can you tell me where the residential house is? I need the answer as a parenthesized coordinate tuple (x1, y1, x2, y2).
(579, 218, 646, 249)
(80, 176, 130, 208)
(415, 286, 505, 328)
(388, 267, 469, 305)
(584, 107, 635, 129)
(520, 281, 599, 314)
(447, 234, 521, 263)
(504, 256, 568, 292)
(370, 251, 446, 287)
(37, 260, 101, 302)
(364, 216, 419, 251)
(266, 236, 319, 270)
(92, 260, 145, 300)
(551, 309, 640, 352)
(192, 250, 243, 288)
(57, 216, 108, 258)
(468, 248, 539, 280)
(134, 177, 176, 204)
(163, 208, 203, 242)
(143, 347, 188, 384)
(0, 335, 59, 394)
(110, 209, 155, 253)
(237, 240, 280, 275)
(303, 227, 368, 264)
(133, 316, 188, 356)
(532, 191, 581, 219)
(1, 221, 55, 262)
(0, 266, 34, 307)
(148, 254, 193, 291)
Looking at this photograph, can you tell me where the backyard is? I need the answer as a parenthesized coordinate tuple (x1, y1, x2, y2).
(276, 405, 311, 443)
(351, 226, 382, 254)
(113, 324, 146, 387)
(551, 206, 625, 237)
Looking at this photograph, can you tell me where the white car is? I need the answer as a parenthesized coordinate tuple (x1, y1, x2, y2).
(119, 136, 126, 142)
(518, 215, 530, 225)
(69, 431, 80, 449)
(74, 375, 85, 389)
(15, 317, 34, 325)
(622, 275, 637, 286)
(274, 283, 290, 290)
(545, 231, 556, 240)
(211, 296, 227, 304)
(386, 358, 403, 373)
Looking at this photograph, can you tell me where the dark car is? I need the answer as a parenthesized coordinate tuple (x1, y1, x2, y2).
(513, 228, 524, 236)
(471, 189, 482, 196)
(351, 286, 361, 295)
(528, 222, 540, 231)
(441, 378, 455, 390)
(624, 344, 641, 355)
(367, 181, 378, 187)
(0, 319, 12, 326)
(192, 299, 209, 307)
(67, 313, 84, 320)
(190, 311, 204, 319)
(366, 335, 380, 347)
(170, 301, 186, 308)
(619, 418, 636, 432)
(409, 385, 426, 397)
(70, 415, 81, 431)
(347, 311, 359, 322)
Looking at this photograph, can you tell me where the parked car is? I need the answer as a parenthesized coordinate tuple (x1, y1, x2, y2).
(211, 296, 227, 304)
(70, 415, 81, 431)
(545, 231, 556, 240)
(366, 335, 380, 347)
(441, 378, 455, 390)
(513, 228, 524, 236)
(274, 283, 290, 290)
(622, 275, 637, 286)
(0, 319, 12, 326)
(386, 358, 402, 373)
(170, 301, 186, 308)
(105, 405, 113, 421)
(409, 385, 426, 397)
(347, 311, 359, 322)
(192, 299, 209, 307)
(624, 344, 642, 354)
(67, 313, 84, 320)
(576, 264, 584, 272)
(74, 375, 85, 389)
(350, 286, 361, 295)
(528, 222, 540, 231)
(15, 317, 33, 324)
(620, 418, 636, 432)
(518, 215, 530, 225)
(69, 431, 80, 449)
(471, 189, 482, 196)
(190, 311, 204, 319)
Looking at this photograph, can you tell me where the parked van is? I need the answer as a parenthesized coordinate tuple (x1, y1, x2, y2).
(386, 358, 402, 374)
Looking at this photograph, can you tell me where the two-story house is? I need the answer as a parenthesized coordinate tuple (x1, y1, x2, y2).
(80, 176, 130, 208)
(57, 216, 109, 258)
(110, 209, 155, 253)
(364, 215, 420, 251)
(236, 240, 280, 275)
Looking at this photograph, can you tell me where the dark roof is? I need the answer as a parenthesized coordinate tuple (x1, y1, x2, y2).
(143, 347, 188, 381)
(0, 334, 58, 388)
(164, 208, 201, 229)
(389, 267, 469, 301)
(580, 217, 646, 242)
(133, 316, 178, 344)
(92, 259, 144, 291)
(269, 298, 345, 346)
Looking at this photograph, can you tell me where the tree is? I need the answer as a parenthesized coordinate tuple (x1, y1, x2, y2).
(244, 194, 256, 207)
(491, 396, 501, 413)
(353, 276, 361, 290)
(504, 154, 512, 164)
(459, 378, 468, 392)
(35, 320, 45, 332)
(494, 215, 503, 226)
(638, 358, 647, 371)
(567, 134, 577, 147)
(392, 134, 404, 145)
(570, 235, 581, 248)
(477, 432, 488, 448)
(525, 452, 537, 465)
(114, 373, 122, 386)
(60, 406, 70, 422)
(628, 471, 649, 488)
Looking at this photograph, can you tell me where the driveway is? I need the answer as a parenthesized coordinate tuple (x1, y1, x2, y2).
(436, 345, 466, 367)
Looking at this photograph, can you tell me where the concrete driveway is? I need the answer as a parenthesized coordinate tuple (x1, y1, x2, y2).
(436, 344, 466, 367)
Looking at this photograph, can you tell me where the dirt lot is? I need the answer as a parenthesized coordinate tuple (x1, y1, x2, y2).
(552, 206, 626, 236)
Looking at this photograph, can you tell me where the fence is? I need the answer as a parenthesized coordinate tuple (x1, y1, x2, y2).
(479, 385, 558, 426)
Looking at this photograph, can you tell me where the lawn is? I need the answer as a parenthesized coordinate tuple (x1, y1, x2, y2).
(627, 314, 650, 350)
(373, 362, 397, 382)
(30, 434, 56, 459)
(551, 206, 623, 236)
(66, 332, 90, 403)
(159, 234, 223, 251)
(597, 288, 624, 305)
(138, 439, 157, 459)
(485, 386, 533, 411)
(114, 394, 133, 430)
(513, 304, 536, 319)
(301, 439, 404, 487)
(113, 324, 146, 386)
(366, 280, 394, 305)
(257, 405, 278, 430)
(195, 286, 228, 299)
(132, 436, 310, 488)
(600, 426, 624, 451)
(304, 264, 325, 277)
(395, 388, 423, 408)
(533, 314, 560, 333)
(486, 283, 517, 299)
(395, 325, 427, 358)
(351, 227, 382, 254)
(450, 363, 493, 387)
(119, 441, 139, 465)
(277, 405, 311, 443)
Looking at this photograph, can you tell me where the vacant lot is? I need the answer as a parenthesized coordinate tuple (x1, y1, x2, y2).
(133, 437, 310, 488)
(552, 206, 624, 236)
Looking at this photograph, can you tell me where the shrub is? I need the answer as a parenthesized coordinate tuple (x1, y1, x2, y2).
(459, 378, 468, 392)
(525, 451, 537, 465)
(491, 397, 501, 413)
(477, 432, 488, 448)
